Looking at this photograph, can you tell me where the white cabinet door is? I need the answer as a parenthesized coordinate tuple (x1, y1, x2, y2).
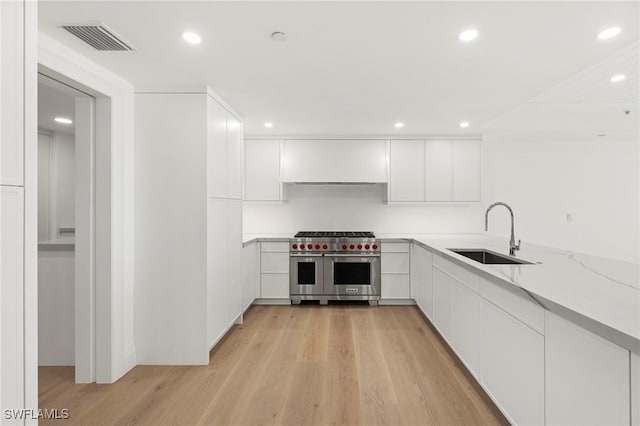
(207, 97, 228, 198)
(241, 242, 260, 311)
(545, 311, 630, 426)
(261, 252, 289, 274)
(425, 140, 453, 201)
(381, 274, 410, 299)
(432, 267, 453, 343)
(452, 140, 481, 201)
(261, 274, 289, 298)
(1, 187, 25, 415)
(452, 281, 480, 377)
(226, 114, 243, 200)
(411, 245, 433, 318)
(226, 200, 242, 324)
(389, 140, 425, 201)
(481, 299, 544, 426)
(381, 252, 410, 274)
(38, 133, 51, 241)
(0, 0, 24, 186)
(244, 140, 281, 201)
(207, 198, 227, 346)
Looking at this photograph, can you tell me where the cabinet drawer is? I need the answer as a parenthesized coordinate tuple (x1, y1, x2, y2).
(261, 242, 290, 252)
(261, 273, 289, 298)
(381, 273, 410, 299)
(433, 254, 479, 292)
(261, 252, 289, 274)
(479, 276, 544, 334)
(382, 252, 410, 274)
(381, 242, 410, 253)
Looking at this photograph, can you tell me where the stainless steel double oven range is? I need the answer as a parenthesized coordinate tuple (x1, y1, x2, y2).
(290, 231, 381, 305)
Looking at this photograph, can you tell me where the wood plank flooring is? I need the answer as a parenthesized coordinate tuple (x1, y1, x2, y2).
(39, 305, 508, 426)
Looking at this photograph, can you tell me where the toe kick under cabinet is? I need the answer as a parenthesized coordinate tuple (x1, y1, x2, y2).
(419, 250, 636, 426)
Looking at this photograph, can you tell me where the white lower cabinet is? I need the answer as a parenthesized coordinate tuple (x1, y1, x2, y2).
(452, 281, 480, 377)
(632, 351, 640, 426)
(481, 299, 544, 425)
(545, 311, 630, 426)
(241, 242, 260, 311)
(410, 245, 433, 317)
(260, 242, 289, 299)
(432, 267, 453, 343)
(381, 242, 411, 301)
(261, 274, 289, 299)
(207, 199, 228, 346)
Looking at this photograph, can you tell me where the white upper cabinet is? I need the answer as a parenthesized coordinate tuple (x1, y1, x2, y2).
(281, 139, 387, 183)
(452, 140, 481, 201)
(207, 97, 228, 199)
(244, 140, 281, 201)
(388, 139, 481, 202)
(1, 0, 25, 186)
(389, 140, 425, 201)
(226, 114, 243, 200)
(425, 140, 454, 201)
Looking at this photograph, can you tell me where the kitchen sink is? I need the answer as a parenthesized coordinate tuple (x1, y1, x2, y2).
(448, 249, 534, 265)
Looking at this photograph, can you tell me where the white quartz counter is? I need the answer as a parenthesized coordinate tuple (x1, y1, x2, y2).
(381, 233, 640, 352)
(245, 232, 640, 352)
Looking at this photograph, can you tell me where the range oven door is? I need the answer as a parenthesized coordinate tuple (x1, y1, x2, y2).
(290, 253, 324, 296)
(324, 254, 380, 297)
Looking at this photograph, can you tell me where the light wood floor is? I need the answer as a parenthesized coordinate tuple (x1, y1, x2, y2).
(39, 305, 508, 426)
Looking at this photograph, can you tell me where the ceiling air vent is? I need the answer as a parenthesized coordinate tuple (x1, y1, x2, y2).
(60, 23, 135, 51)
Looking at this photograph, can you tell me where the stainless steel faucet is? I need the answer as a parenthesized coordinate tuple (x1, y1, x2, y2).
(485, 202, 521, 256)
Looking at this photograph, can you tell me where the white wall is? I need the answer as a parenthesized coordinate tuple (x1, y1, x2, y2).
(38, 248, 75, 365)
(482, 136, 639, 263)
(243, 184, 484, 235)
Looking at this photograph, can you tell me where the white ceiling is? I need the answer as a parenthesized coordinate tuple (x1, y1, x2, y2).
(38, 1, 639, 139)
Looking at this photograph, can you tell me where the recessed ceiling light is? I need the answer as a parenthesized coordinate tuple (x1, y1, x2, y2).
(597, 27, 621, 40)
(610, 74, 626, 83)
(264, 122, 273, 128)
(394, 122, 404, 128)
(182, 31, 202, 45)
(459, 29, 478, 42)
(459, 121, 470, 128)
(54, 117, 72, 124)
(271, 32, 288, 42)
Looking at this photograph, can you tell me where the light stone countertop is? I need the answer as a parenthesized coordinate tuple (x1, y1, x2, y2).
(38, 239, 75, 250)
(245, 232, 640, 352)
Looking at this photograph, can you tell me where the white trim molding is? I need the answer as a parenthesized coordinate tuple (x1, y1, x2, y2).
(38, 32, 136, 383)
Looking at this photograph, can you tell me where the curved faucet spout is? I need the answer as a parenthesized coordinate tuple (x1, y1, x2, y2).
(485, 202, 521, 256)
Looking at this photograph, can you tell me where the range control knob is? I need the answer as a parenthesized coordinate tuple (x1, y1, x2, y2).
(372, 244, 378, 250)
(322, 244, 328, 250)
(349, 244, 355, 250)
(342, 244, 347, 250)
(315, 244, 320, 249)
(292, 244, 298, 249)
(357, 244, 363, 249)
(300, 244, 305, 249)
(365, 244, 370, 250)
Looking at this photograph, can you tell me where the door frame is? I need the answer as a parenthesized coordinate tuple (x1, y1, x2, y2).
(36, 33, 136, 383)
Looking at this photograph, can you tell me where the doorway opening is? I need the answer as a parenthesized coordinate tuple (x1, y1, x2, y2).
(37, 67, 106, 384)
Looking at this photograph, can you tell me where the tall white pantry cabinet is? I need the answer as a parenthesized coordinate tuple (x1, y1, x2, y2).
(1, 0, 37, 422)
(135, 90, 243, 365)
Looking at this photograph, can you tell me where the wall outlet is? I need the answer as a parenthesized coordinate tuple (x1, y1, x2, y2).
(566, 213, 573, 222)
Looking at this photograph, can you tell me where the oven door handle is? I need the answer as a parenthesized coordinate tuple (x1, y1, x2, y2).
(290, 253, 324, 258)
(327, 253, 381, 258)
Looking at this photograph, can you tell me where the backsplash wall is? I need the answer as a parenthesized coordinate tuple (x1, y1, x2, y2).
(243, 184, 484, 236)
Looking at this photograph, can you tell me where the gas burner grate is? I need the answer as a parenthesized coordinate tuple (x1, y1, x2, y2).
(294, 231, 375, 238)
